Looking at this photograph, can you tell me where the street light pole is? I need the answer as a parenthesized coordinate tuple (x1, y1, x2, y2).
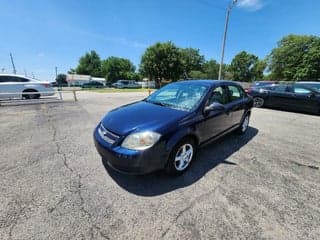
(218, 0, 237, 80)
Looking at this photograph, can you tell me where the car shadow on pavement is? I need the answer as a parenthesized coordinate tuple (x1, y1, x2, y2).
(102, 127, 259, 196)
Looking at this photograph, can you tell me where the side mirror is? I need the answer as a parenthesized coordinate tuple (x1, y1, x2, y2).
(204, 102, 226, 113)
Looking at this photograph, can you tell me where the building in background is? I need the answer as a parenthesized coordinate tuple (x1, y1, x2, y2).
(66, 74, 106, 86)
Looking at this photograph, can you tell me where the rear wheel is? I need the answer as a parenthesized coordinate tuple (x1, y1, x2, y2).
(165, 138, 196, 175)
(253, 97, 264, 108)
(23, 89, 40, 99)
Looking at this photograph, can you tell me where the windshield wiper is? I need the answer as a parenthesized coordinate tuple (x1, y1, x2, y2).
(144, 99, 167, 106)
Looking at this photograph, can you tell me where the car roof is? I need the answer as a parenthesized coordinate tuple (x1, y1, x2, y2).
(175, 80, 241, 87)
(0, 73, 29, 77)
(0, 74, 36, 80)
(0, 74, 48, 82)
(296, 81, 320, 84)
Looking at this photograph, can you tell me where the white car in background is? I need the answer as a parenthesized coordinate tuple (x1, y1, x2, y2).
(0, 74, 55, 99)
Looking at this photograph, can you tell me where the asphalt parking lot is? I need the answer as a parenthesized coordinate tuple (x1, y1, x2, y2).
(1, 92, 320, 240)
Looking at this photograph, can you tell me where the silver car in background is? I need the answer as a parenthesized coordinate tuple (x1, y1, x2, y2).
(0, 74, 55, 99)
(112, 80, 141, 89)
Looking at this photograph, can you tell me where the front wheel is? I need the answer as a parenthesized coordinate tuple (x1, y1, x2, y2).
(23, 90, 40, 99)
(165, 138, 196, 175)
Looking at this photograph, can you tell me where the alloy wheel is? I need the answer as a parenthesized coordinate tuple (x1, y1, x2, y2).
(253, 97, 264, 108)
(174, 143, 194, 171)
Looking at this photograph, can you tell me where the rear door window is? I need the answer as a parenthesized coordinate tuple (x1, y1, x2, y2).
(293, 86, 311, 94)
(226, 85, 244, 102)
(4, 76, 29, 82)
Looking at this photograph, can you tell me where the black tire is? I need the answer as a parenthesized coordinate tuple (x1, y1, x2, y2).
(165, 137, 197, 175)
(253, 97, 264, 108)
(23, 89, 40, 99)
(237, 113, 250, 135)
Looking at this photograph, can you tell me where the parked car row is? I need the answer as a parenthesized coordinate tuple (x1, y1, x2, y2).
(56, 80, 142, 89)
(247, 81, 320, 114)
(0, 75, 145, 99)
(93, 79, 320, 176)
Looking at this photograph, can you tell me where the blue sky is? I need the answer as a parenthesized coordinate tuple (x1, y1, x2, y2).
(1, 0, 319, 81)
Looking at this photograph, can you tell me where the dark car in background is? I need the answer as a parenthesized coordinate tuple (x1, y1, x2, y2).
(94, 80, 253, 175)
(245, 81, 278, 94)
(249, 83, 320, 114)
(82, 81, 105, 88)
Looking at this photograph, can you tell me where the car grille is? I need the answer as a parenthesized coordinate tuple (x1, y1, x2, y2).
(98, 123, 120, 144)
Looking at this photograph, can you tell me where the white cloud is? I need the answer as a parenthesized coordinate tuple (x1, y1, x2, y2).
(237, 0, 264, 11)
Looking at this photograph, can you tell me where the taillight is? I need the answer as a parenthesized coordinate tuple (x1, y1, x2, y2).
(245, 88, 252, 94)
(42, 83, 51, 88)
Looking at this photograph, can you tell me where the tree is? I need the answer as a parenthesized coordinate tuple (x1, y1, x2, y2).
(180, 48, 205, 78)
(203, 60, 220, 79)
(229, 51, 264, 82)
(56, 74, 67, 84)
(75, 50, 102, 77)
(188, 60, 229, 80)
(268, 35, 320, 81)
(140, 42, 183, 88)
(101, 56, 136, 83)
(68, 68, 76, 74)
(189, 70, 208, 79)
(252, 60, 267, 80)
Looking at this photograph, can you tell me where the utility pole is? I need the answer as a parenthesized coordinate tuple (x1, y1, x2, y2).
(55, 66, 58, 80)
(10, 53, 17, 74)
(218, 0, 237, 80)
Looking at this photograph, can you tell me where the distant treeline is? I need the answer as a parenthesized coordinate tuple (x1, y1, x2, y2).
(66, 34, 320, 88)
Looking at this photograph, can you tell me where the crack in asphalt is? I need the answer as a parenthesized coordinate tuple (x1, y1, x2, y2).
(47, 113, 74, 174)
(0, 197, 39, 240)
(161, 180, 226, 238)
(71, 175, 111, 240)
(44, 105, 110, 240)
(291, 161, 319, 170)
(161, 156, 258, 238)
(47, 196, 67, 214)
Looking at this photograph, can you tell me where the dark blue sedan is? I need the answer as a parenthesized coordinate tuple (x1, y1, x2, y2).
(94, 80, 253, 175)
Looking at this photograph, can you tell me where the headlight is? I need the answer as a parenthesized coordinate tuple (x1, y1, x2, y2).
(121, 131, 161, 150)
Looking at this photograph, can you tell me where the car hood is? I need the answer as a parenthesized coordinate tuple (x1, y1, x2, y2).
(101, 101, 190, 136)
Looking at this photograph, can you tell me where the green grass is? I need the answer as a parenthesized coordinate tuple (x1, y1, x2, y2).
(82, 88, 155, 93)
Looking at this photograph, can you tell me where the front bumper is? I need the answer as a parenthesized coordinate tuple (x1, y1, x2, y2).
(93, 127, 169, 175)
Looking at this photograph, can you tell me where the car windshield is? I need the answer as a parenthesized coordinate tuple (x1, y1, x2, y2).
(145, 83, 209, 112)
